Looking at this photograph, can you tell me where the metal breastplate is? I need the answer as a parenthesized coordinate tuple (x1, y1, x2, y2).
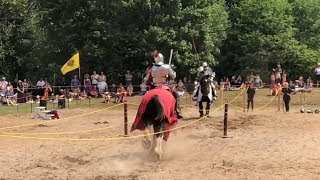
(151, 64, 175, 86)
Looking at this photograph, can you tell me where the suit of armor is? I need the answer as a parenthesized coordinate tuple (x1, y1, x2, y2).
(144, 50, 183, 118)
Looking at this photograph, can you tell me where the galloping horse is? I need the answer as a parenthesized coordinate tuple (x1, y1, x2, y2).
(193, 72, 217, 117)
(131, 85, 178, 161)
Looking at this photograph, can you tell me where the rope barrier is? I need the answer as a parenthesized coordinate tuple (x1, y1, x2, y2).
(0, 87, 249, 135)
(228, 91, 280, 111)
(0, 104, 225, 141)
(0, 103, 123, 131)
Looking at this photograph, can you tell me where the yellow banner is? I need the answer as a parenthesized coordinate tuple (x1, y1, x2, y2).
(60, 52, 80, 75)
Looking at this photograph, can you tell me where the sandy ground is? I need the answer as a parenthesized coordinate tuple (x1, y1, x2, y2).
(0, 103, 320, 180)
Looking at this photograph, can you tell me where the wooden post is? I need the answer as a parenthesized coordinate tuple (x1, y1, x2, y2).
(278, 92, 281, 111)
(124, 100, 128, 136)
(221, 89, 224, 107)
(223, 100, 228, 137)
(30, 95, 33, 113)
(243, 88, 246, 112)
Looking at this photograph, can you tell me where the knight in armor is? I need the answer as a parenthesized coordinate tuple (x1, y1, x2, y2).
(193, 62, 217, 117)
(197, 62, 215, 82)
(144, 50, 183, 119)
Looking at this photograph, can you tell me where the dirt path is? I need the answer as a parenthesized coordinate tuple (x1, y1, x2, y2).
(0, 106, 320, 180)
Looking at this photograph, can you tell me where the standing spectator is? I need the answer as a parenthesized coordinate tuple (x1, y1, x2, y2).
(255, 74, 263, 88)
(270, 72, 276, 85)
(91, 71, 99, 87)
(36, 78, 46, 97)
(1, 77, 8, 96)
(83, 74, 92, 95)
(70, 75, 80, 94)
(17, 80, 26, 103)
(36, 78, 45, 88)
(315, 63, 320, 88)
(247, 83, 255, 112)
(97, 72, 107, 94)
(275, 64, 283, 84)
(281, 82, 293, 112)
(282, 70, 287, 84)
(125, 70, 133, 85)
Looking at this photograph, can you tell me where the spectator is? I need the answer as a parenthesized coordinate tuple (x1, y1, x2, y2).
(127, 84, 133, 96)
(282, 70, 287, 84)
(91, 71, 99, 87)
(177, 79, 185, 97)
(1, 77, 8, 96)
(90, 86, 98, 97)
(140, 82, 147, 95)
(83, 74, 92, 95)
(247, 83, 255, 112)
(97, 72, 107, 94)
(125, 70, 133, 85)
(36, 78, 45, 88)
(70, 75, 80, 94)
(274, 64, 283, 84)
(255, 74, 263, 88)
(281, 82, 293, 112)
(102, 91, 111, 103)
(17, 80, 26, 103)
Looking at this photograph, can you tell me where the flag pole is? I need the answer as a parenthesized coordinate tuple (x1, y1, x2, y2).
(78, 52, 81, 80)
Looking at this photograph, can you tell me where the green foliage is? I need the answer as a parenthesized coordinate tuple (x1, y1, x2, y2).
(291, 0, 320, 50)
(219, 0, 319, 81)
(0, 0, 319, 85)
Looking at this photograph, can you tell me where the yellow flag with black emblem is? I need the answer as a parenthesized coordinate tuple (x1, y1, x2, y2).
(60, 52, 80, 75)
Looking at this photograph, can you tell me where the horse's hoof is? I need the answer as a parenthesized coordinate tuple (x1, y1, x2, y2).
(154, 152, 161, 161)
(142, 137, 152, 150)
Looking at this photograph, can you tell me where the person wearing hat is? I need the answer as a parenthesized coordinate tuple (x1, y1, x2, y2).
(315, 63, 320, 88)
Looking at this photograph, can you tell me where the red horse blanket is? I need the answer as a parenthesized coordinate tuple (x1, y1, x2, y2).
(130, 86, 178, 141)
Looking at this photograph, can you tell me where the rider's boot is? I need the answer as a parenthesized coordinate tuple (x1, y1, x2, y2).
(172, 91, 183, 119)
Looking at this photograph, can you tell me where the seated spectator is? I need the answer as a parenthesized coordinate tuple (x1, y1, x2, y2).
(140, 82, 147, 95)
(102, 92, 111, 103)
(90, 86, 98, 97)
(114, 86, 127, 103)
(110, 84, 117, 97)
(79, 90, 88, 100)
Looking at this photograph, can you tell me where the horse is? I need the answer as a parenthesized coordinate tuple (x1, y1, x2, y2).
(193, 74, 217, 117)
(131, 85, 178, 161)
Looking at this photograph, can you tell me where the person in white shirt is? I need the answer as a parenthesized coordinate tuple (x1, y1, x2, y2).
(125, 70, 133, 85)
(36, 78, 45, 88)
(91, 71, 99, 87)
(315, 63, 320, 88)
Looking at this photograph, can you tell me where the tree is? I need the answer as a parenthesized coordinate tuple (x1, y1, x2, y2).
(36, 0, 229, 83)
(219, 0, 317, 81)
(291, 0, 320, 50)
(0, 0, 38, 80)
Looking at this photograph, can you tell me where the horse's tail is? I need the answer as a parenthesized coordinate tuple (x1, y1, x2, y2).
(151, 95, 166, 121)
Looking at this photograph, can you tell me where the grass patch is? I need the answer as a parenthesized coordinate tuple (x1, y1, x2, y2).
(0, 88, 319, 116)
